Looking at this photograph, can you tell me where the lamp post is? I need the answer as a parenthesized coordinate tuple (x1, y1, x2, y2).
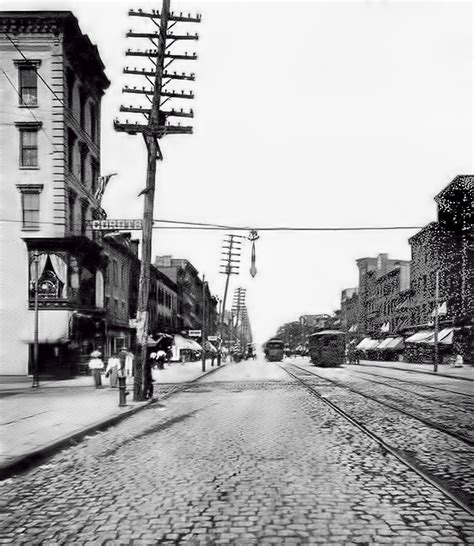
(201, 275, 206, 373)
(433, 269, 440, 373)
(32, 250, 40, 388)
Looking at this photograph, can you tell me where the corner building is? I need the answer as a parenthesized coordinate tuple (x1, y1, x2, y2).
(0, 12, 109, 376)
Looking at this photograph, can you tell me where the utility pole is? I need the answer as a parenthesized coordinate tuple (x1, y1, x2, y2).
(232, 287, 246, 354)
(434, 269, 440, 373)
(217, 234, 242, 365)
(201, 275, 206, 373)
(115, 2, 200, 400)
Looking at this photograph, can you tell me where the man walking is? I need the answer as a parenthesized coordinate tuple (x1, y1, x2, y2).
(88, 350, 104, 388)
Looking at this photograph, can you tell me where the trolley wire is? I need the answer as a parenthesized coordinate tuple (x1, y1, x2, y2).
(0, 217, 423, 232)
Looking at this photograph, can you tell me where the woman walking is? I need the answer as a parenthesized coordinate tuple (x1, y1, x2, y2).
(105, 352, 121, 388)
(88, 350, 104, 388)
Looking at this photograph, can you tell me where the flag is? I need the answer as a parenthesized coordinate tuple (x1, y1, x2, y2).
(94, 173, 117, 203)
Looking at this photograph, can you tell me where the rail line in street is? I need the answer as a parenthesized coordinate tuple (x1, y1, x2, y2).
(281, 362, 474, 517)
(287, 363, 473, 447)
(345, 369, 474, 412)
(350, 368, 474, 398)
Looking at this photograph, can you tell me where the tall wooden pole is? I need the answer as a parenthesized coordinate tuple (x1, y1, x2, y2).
(433, 269, 439, 373)
(134, 0, 170, 401)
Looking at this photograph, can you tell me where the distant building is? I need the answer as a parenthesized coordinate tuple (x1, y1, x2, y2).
(341, 288, 359, 334)
(408, 175, 473, 359)
(356, 254, 410, 335)
(101, 233, 138, 357)
(0, 12, 110, 376)
(155, 256, 217, 336)
(299, 314, 331, 331)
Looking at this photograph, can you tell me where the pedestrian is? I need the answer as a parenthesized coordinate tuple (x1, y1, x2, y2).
(125, 349, 134, 377)
(156, 349, 166, 370)
(88, 350, 104, 388)
(118, 347, 128, 375)
(144, 354, 154, 399)
(105, 352, 121, 387)
(452, 353, 464, 368)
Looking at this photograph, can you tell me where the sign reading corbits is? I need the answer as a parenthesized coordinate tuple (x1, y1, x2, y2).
(90, 219, 143, 230)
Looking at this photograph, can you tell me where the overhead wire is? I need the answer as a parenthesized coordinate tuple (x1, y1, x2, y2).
(0, 217, 423, 232)
(5, 33, 67, 109)
(1, 69, 61, 153)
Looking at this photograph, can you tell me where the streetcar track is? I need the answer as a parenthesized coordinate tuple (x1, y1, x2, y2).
(289, 363, 473, 447)
(280, 363, 474, 517)
(350, 368, 474, 399)
(341, 372, 474, 412)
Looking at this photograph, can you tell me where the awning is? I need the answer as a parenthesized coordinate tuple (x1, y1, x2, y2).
(173, 335, 202, 351)
(424, 328, 455, 345)
(20, 309, 70, 343)
(204, 341, 217, 353)
(375, 338, 393, 350)
(356, 338, 380, 350)
(405, 331, 433, 343)
(375, 337, 405, 351)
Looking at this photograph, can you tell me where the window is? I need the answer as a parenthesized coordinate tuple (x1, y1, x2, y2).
(16, 122, 41, 168)
(66, 69, 75, 109)
(121, 301, 126, 318)
(68, 191, 76, 233)
(17, 184, 43, 230)
(80, 144, 88, 185)
(79, 88, 86, 129)
(18, 65, 38, 106)
(89, 103, 97, 142)
(68, 128, 77, 172)
(80, 201, 88, 235)
(113, 260, 118, 286)
(91, 159, 98, 197)
(14, 60, 41, 106)
(121, 264, 126, 288)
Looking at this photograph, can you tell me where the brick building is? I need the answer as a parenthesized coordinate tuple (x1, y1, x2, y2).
(341, 287, 359, 334)
(0, 12, 109, 376)
(356, 254, 410, 335)
(154, 256, 218, 336)
(408, 175, 473, 359)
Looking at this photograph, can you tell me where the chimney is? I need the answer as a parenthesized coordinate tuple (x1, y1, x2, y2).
(156, 255, 172, 267)
(377, 253, 388, 275)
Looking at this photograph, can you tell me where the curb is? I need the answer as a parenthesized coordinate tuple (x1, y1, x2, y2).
(0, 362, 227, 481)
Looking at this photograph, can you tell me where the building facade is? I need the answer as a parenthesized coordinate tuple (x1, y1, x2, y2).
(340, 288, 359, 334)
(0, 12, 109, 376)
(408, 175, 473, 359)
(155, 255, 217, 336)
(356, 254, 410, 335)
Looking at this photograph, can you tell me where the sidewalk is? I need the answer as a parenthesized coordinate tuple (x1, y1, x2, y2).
(0, 359, 223, 479)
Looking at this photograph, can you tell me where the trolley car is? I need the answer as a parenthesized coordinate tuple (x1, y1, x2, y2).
(264, 338, 285, 362)
(308, 330, 345, 367)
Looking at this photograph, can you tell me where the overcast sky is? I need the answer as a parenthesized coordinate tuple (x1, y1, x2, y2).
(7, 0, 473, 343)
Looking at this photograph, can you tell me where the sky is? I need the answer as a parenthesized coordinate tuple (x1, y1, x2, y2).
(5, 0, 473, 344)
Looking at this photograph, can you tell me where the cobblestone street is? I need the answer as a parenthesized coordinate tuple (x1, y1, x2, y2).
(1, 359, 473, 544)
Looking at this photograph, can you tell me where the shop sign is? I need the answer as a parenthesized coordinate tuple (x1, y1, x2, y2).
(90, 219, 142, 231)
(188, 330, 202, 337)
